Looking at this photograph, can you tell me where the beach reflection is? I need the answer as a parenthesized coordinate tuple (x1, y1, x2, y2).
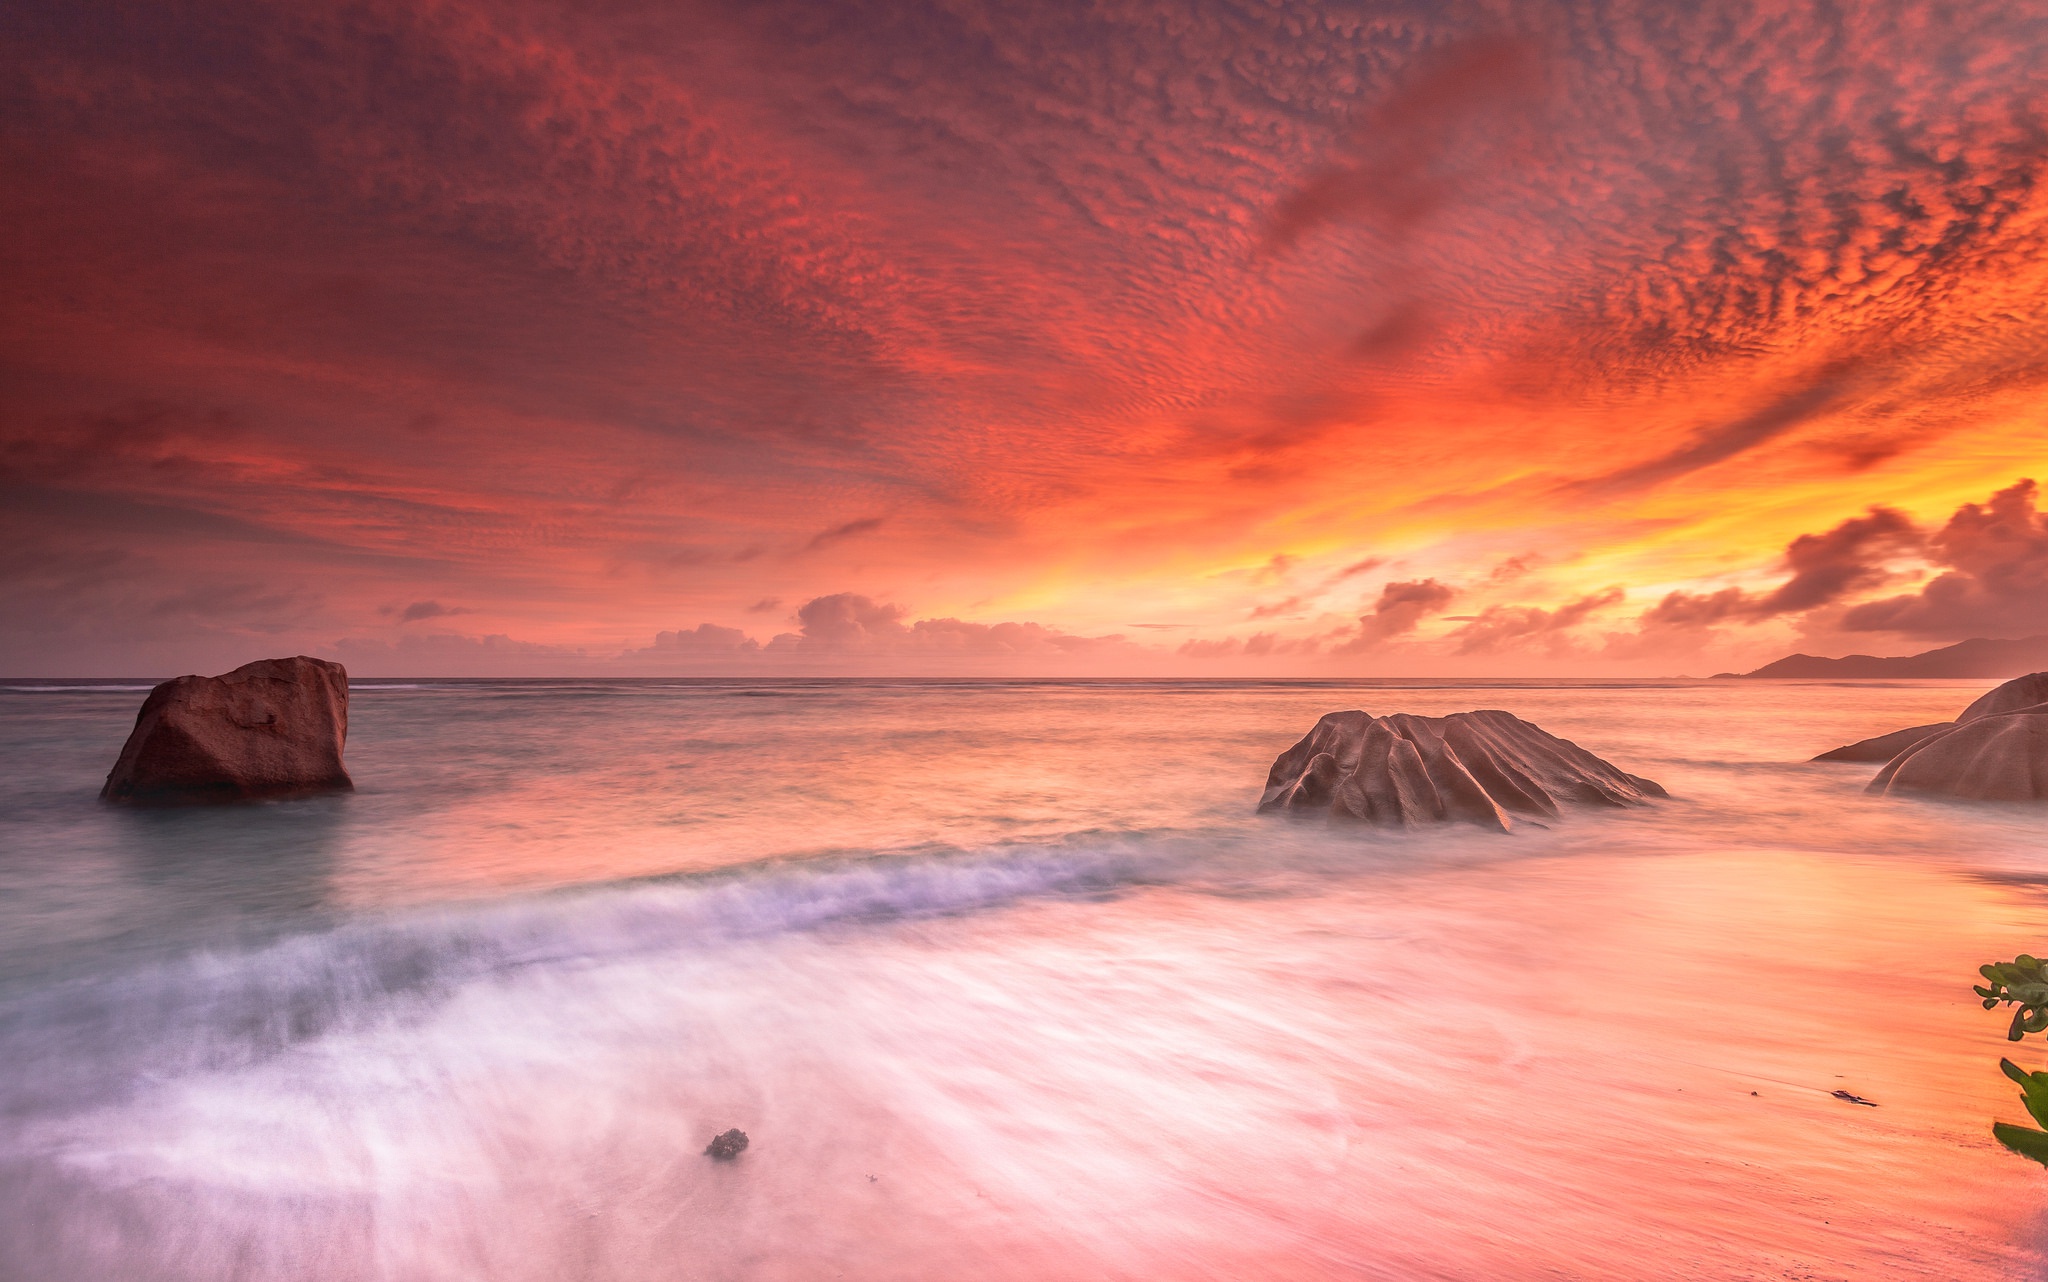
(6, 844, 2044, 1279)
(1, 678, 2045, 1277)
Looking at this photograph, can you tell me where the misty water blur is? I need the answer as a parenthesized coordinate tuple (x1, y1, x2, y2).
(2, 678, 2046, 1278)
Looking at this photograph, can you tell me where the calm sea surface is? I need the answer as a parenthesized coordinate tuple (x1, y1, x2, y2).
(3, 677, 2047, 1279)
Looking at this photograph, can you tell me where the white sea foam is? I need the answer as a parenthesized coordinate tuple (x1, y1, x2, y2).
(2, 679, 2045, 1277)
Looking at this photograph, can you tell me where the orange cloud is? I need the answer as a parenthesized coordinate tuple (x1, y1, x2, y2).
(6, 0, 2048, 674)
(1842, 480, 2048, 637)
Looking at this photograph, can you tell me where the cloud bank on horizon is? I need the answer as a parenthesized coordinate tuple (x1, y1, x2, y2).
(4, 0, 2048, 675)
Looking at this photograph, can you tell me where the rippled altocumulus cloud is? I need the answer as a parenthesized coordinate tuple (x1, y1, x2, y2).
(6, 0, 2048, 672)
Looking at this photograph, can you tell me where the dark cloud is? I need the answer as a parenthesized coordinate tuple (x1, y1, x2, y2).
(607, 621, 764, 668)
(397, 600, 467, 623)
(1179, 631, 1320, 659)
(1248, 595, 1307, 620)
(650, 622, 761, 655)
(1445, 587, 1624, 654)
(1638, 587, 1752, 631)
(9, 0, 2048, 676)
(332, 631, 592, 677)
(745, 597, 783, 613)
(615, 593, 1143, 668)
(1264, 35, 1549, 250)
(1252, 554, 1297, 585)
(772, 593, 906, 649)
(803, 517, 887, 552)
(0, 513, 328, 651)
(1333, 578, 1457, 653)
(1567, 361, 1869, 498)
(732, 593, 1132, 659)
(1758, 507, 1920, 614)
(1842, 479, 2048, 637)
(1488, 554, 1543, 583)
(1349, 299, 1433, 360)
(1637, 505, 1920, 629)
(0, 401, 246, 488)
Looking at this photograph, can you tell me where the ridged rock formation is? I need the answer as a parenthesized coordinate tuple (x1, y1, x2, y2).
(1812, 723, 1954, 763)
(1258, 709, 1666, 833)
(1960, 673, 2048, 723)
(1815, 671, 2048, 763)
(1867, 708, 2048, 802)
(102, 656, 353, 806)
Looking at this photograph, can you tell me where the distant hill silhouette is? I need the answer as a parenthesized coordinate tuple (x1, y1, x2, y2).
(1723, 636, 2048, 679)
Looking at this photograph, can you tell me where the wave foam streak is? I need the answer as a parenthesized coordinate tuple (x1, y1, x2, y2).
(3, 834, 2045, 1279)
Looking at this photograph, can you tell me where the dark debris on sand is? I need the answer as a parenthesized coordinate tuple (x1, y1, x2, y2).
(704, 1129, 750, 1159)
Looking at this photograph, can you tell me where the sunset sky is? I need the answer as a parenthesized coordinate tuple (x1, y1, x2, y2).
(5, 0, 2048, 675)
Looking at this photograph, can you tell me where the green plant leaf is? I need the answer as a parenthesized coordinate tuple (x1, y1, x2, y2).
(1994, 1121, 2048, 1167)
(1973, 957, 2048, 1042)
(2002, 1060, 2048, 1129)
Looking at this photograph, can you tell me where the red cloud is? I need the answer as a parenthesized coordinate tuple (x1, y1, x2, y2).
(1332, 579, 1459, 653)
(7, 0, 2048, 675)
(1640, 506, 1921, 627)
(633, 593, 1135, 662)
(1446, 588, 1625, 655)
(1264, 35, 1549, 249)
(1842, 479, 2048, 637)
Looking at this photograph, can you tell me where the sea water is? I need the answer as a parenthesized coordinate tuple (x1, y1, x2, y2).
(1, 677, 2045, 1279)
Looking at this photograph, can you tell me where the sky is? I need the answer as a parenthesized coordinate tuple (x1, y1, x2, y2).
(4, 0, 2048, 676)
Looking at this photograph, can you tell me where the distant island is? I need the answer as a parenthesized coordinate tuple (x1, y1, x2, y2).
(1719, 636, 2048, 679)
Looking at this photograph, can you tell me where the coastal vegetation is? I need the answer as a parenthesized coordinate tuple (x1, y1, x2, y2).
(1975, 955, 2048, 1164)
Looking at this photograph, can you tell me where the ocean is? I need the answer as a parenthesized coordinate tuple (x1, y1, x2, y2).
(1, 677, 2045, 1279)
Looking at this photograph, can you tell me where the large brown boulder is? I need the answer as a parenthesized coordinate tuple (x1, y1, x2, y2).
(1813, 671, 2048, 762)
(1960, 672, 2048, 723)
(1866, 707, 2048, 802)
(1812, 723, 1954, 763)
(1258, 709, 1665, 833)
(101, 657, 353, 806)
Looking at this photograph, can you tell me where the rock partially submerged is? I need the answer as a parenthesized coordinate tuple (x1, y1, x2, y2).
(1812, 723, 1953, 764)
(1960, 672, 2048, 723)
(704, 1129, 749, 1160)
(1867, 708, 2048, 802)
(1258, 709, 1665, 833)
(101, 656, 353, 806)
(1814, 671, 2048, 766)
